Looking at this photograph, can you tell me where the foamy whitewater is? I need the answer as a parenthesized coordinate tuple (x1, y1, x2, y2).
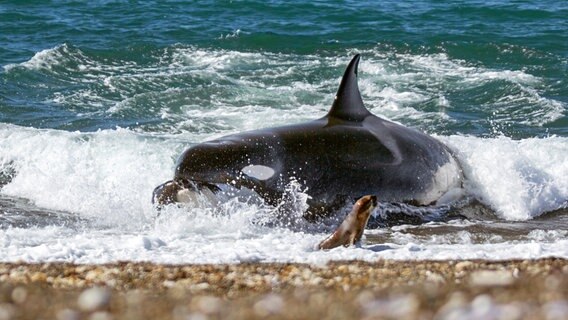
(1, 123, 567, 264)
(1, 33, 567, 264)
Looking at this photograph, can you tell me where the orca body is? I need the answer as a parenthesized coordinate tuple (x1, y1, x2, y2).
(154, 55, 463, 217)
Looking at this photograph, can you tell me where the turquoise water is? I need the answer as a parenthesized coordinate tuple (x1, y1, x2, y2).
(1, 1, 568, 264)
(1, 1, 566, 137)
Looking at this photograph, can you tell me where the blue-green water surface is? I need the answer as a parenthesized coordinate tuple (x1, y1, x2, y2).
(1, 0, 566, 137)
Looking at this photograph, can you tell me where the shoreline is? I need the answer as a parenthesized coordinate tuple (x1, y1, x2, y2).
(1, 259, 567, 319)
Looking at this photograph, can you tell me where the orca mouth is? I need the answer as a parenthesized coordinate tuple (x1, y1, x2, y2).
(152, 180, 182, 205)
(177, 169, 236, 188)
(176, 178, 221, 193)
(152, 178, 222, 206)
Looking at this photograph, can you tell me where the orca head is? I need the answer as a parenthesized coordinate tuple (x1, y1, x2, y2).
(174, 139, 276, 188)
(326, 54, 372, 122)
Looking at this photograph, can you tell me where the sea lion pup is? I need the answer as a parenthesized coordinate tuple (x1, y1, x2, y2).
(318, 195, 377, 250)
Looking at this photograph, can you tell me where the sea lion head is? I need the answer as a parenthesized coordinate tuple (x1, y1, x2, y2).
(355, 195, 377, 215)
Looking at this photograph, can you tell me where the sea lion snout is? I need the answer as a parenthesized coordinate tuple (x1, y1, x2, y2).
(357, 195, 377, 211)
(371, 195, 377, 207)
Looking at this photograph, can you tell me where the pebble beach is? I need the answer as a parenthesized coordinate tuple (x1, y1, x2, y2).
(2, 1, 568, 320)
(1, 259, 568, 319)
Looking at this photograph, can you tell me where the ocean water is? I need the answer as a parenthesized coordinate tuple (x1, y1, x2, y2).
(1, 1, 567, 264)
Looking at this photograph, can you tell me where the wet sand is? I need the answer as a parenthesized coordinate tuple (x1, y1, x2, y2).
(1, 259, 568, 319)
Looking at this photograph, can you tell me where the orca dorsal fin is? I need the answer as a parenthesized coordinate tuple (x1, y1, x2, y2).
(327, 54, 371, 121)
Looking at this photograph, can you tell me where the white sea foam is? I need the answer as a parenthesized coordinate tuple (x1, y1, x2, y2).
(0, 124, 178, 229)
(443, 135, 568, 220)
(2, 223, 568, 264)
(4, 44, 68, 71)
(1, 125, 568, 264)
(357, 50, 565, 127)
(4, 45, 563, 133)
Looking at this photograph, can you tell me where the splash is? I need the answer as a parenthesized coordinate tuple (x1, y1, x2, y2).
(444, 135, 568, 220)
(0, 124, 177, 230)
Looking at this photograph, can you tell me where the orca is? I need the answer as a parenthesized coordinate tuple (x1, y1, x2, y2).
(153, 55, 463, 219)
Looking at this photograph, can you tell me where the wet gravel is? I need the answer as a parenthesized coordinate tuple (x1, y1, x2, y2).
(1, 259, 568, 319)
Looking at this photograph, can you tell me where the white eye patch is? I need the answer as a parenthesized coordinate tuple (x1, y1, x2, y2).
(241, 164, 275, 180)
